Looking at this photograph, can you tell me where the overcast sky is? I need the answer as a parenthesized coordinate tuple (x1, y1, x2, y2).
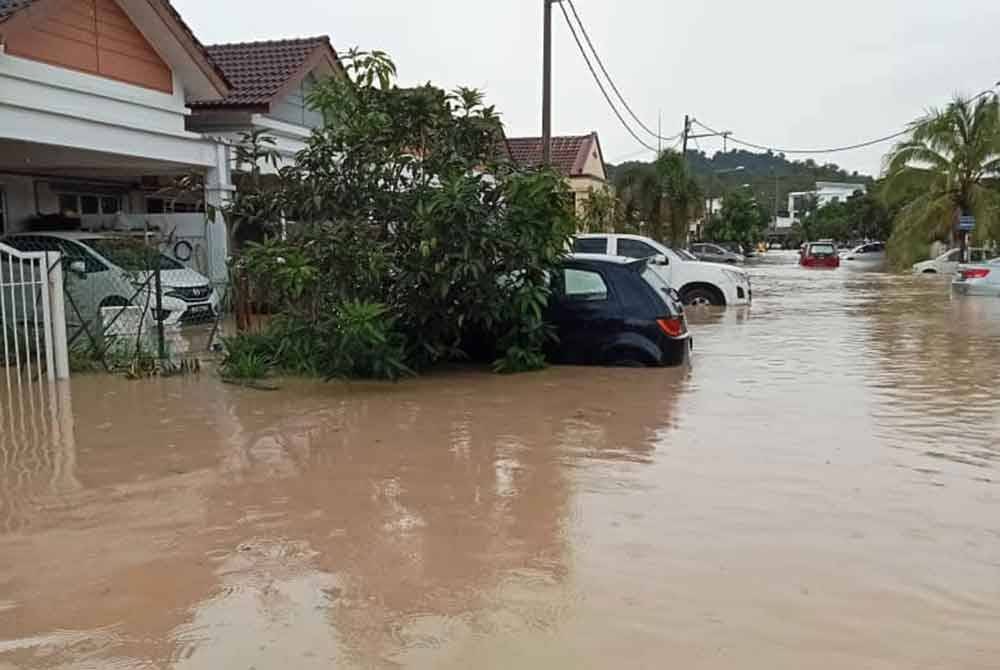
(174, 0, 1000, 176)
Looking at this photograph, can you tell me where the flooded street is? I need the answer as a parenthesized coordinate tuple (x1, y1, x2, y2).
(2, 251, 999, 669)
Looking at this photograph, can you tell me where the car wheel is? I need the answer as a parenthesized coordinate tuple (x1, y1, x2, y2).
(681, 286, 723, 307)
(922, 269, 937, 274)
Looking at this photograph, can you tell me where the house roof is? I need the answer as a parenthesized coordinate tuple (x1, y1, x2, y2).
(0, 0, 230, 96)
(504, 133, 606, 179)
(192, 36, 340, 109)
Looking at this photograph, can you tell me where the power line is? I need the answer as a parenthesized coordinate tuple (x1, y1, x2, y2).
(692, 88, 998, 156)
(564, 0, 679, 143)
(556, 0, 658, 153)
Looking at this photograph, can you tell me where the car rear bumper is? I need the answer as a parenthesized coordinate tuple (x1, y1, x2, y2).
(657, 335, 692, 367)
(952, 281, 1000, 297)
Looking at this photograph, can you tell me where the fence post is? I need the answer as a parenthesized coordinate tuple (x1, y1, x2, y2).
(47, 253, 70, 381)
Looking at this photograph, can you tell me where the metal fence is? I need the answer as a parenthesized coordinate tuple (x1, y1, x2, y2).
(3, 232, 227, 377)
(0, 242, 70, 388)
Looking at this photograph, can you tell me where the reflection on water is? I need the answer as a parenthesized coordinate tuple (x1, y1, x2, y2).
(1, 252, 999, 669)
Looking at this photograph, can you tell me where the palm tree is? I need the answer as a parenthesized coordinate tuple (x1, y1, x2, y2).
(611, 150, 704, 244)
(883, 93, 1000, 266)
(654, 151, 704, 246)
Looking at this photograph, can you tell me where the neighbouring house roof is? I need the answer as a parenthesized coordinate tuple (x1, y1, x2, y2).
(192, 36, 341, 109)
(504, 133, 607, 180)
(0, 0, 230, 96)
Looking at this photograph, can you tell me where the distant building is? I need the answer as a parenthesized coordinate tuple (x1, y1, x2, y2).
(775, 181, 867, 230)
(504, 133, 608, 214)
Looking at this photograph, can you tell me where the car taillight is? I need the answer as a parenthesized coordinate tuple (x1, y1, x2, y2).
(657, 317, 686, 337)
(962, 268, 991, 280)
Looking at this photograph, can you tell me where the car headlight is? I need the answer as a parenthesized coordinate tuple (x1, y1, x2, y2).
(722, 269, 747, 285)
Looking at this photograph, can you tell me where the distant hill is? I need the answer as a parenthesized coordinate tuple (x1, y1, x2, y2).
(608, 149, 875, 216)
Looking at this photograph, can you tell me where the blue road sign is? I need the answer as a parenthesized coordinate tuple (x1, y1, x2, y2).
(959, 215, 976, 232)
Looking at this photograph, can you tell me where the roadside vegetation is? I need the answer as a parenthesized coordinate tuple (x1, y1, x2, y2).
(221, 51, 575, 381)
(882, 93, 1000, 269)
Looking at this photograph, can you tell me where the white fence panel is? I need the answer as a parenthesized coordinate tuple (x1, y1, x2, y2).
(0, 243, 70, 386)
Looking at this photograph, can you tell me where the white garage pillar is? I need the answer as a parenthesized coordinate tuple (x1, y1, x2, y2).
(204, 142, 235, 287)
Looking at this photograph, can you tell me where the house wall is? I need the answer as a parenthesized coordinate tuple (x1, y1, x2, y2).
(0, 55, 219, 166)
(4, 0, 173, 93)
(577, 141, 607, 180)
(568, 175, 609, 216)
(270, 73, 324, 129)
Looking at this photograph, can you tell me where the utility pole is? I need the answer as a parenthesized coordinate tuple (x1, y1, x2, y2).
(681, 115, 691, 158)
(658, 110, 663, 155)
(542, 0, 554, 165)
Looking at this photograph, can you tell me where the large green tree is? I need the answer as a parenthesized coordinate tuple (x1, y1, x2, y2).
(883, 93, 1000, 267)
(226, 50, 576, 377)
(704, 188, 768, 245)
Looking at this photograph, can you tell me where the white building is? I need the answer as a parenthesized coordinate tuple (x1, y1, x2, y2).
(0, 0, 341, 284)
(775, 181, 867, 230)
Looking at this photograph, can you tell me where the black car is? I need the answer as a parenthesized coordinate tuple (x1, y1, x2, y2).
(546, 256, 691, 367)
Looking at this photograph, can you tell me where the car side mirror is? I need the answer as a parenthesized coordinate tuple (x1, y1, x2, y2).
(69, 260, 87, 276)
(652, 254, 669, 266)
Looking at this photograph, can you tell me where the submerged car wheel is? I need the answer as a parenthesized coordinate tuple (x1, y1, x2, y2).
(681, 286, 723, 307)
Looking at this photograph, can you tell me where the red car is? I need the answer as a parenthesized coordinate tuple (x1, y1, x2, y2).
(800, 241, 841, 268)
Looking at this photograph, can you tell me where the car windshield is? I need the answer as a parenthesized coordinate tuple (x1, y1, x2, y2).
(810, 244, 836, 255)
(84, 239, 184, 271)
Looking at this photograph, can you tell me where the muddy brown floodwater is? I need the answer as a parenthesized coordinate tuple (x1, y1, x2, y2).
(1, 251, 999, 669)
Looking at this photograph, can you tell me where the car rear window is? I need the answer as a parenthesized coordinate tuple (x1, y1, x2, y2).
(563, 269, 608, 301)
(810, 244, 836, 255)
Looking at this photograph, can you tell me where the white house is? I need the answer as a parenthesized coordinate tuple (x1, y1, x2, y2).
(0, 1, 342, 284)
(775, 181, 868, 230)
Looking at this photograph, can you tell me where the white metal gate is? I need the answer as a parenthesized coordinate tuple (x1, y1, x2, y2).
(0, 242, 70, 387)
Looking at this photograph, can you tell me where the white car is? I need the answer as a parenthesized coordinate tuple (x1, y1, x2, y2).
(952, 257, 1000, 297)
(2, 232, 219, 327)
(913, 248, 990, 275)
(573, 234, 751, 307)
(841, 242, 886, 265)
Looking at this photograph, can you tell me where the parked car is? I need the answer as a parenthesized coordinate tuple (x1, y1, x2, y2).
(690, 242, 745, 264)
(912, 248, 990, 275)
(952, 257, 1000, 297)
(841, 241, 886, 264)
(800, 241, 840, 268)
(546, 255, 691, 367)
(573, 234, 752, 307)
(1, 232, 218, 326)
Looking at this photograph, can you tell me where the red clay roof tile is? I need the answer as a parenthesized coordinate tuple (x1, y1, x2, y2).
(505, 134, 603, 178)
(192, 36, 333, 108)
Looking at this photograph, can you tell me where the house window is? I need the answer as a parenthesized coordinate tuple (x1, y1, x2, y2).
(57, 193, 123, 216)
(145, 197, 205, 214)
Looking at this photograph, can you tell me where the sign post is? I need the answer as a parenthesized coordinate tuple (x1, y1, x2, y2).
(958, 215, 976, 263)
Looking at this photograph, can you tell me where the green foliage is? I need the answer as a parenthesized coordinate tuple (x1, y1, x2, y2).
(220, 333, 274, 380)
(578, 187, 621, 233)
(611, 149, 703, 244)
(795, 190, 890, 243)
(224, 50, 574, 378)
(882, 93, 1000, 269)
(321, 301, 412, 380)
(704, 188, 768, 245)
(610, 149, 874, 222)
